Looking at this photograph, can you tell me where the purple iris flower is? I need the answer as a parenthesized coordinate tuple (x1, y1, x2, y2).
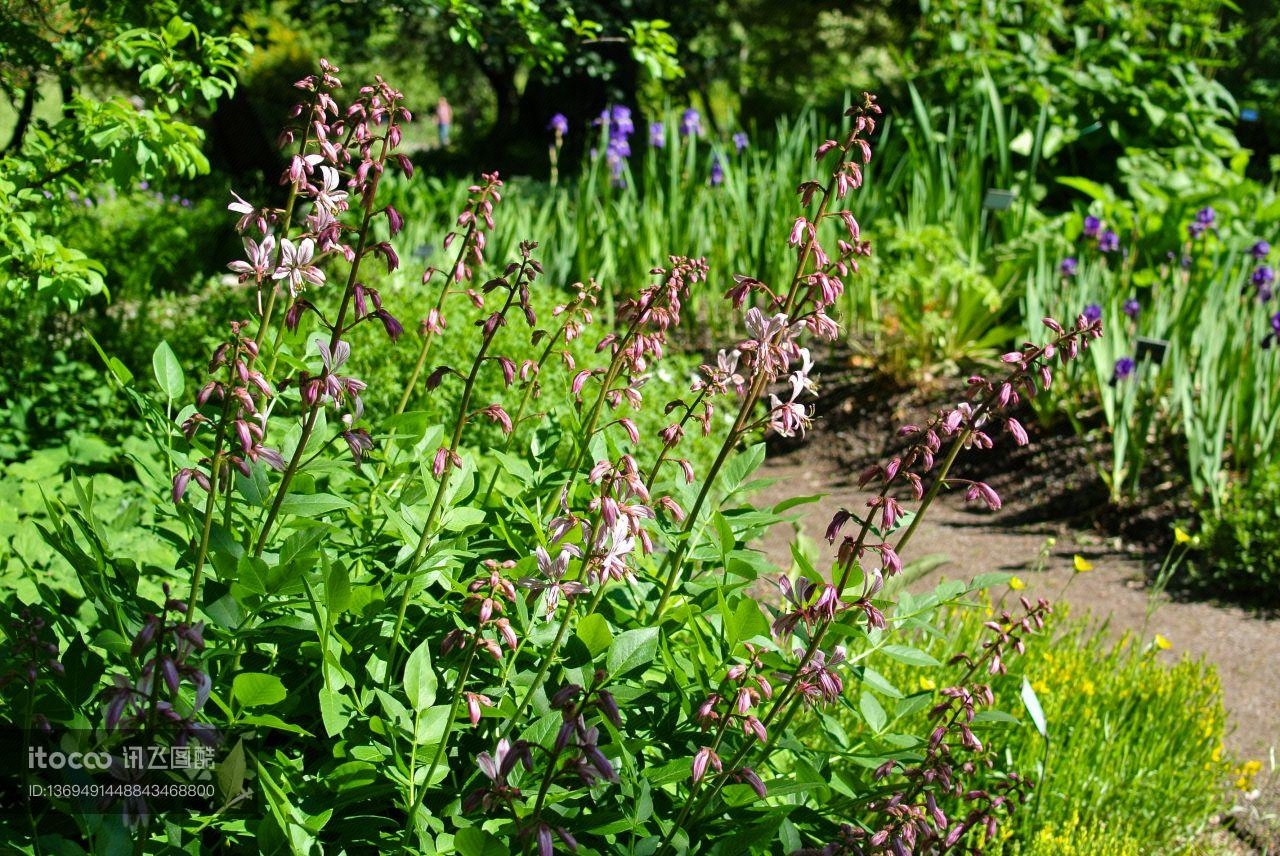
(1251, 240, 1271, 260)
(549, 113, 569, 137)
(732, 132, 749, 153)
(1083, 215, 1102, 239)
(1123, 298, 1140, 319)
(681, 108, 702, 137)
(1060, 257, 1079, 277)
(1083, 303, 1103, 323)
(710, 155, 724, 187)
(649, 121, 665, 148)
(1253, 265, 1276, 301)
(610, 105, 634, 136)
(1113, 357, 1136, 381)
(1098, 230, 1120, 253)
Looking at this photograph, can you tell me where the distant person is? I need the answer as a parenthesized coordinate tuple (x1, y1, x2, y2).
(435, 97, 453, 147)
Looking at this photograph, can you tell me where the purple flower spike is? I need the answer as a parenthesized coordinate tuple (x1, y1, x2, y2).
(709, 155, 724, 187)
(680, 108, 701, 137)
(1098, 229, 1120, 253)
(1251, 240, 1271, 260)
(1122, 298, 1140, 319)
(1082, 215, 1102, 239)
(1254, 265, 1276, 301)
(1059, 257, 1078, 277)
(649, 121, 665, 148)
(549, 113, 568, 137)
(1112, 356, 1136, 382)
(732, 131, 749, 153)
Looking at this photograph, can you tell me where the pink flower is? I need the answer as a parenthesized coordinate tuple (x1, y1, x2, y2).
(273, 238, 326, 295)
(227, 236, 276, 282)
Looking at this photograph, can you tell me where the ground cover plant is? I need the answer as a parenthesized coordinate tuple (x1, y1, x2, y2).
(0, 62, 1129, 854)
(833, 592, 1236, 855)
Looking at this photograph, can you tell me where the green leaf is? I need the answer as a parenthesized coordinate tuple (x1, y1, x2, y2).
(607, 627, 659, 677)
(879, 644, 940, 668)
(725, 597, 768, 650)
(216, 739, 246, 805)
(576, 613, 612, 658)
(454, 827, 509, 856)
(325, 563, 352, 614)
(232, 672, 287, 708)
(239, 714, 312, 736)
(278, 493, 353, 517)
(1020, 677, 1048, 738)
(151, 341, 184, 400)
(772, 493, 823, 514)
(403, 640, 437, 711)
(860, 690, 887, 733)
(319, 687, 352, 737)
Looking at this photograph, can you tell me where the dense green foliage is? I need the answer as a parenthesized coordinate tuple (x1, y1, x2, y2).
(1192, 462, 1280, 603)
(1, 0, 1275, 851)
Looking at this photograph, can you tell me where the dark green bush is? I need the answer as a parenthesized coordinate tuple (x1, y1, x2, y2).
(1192, 463, 1280, 605)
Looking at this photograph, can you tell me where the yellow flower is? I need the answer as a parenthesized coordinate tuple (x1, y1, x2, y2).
(1073, 554, 1094, 573)
(1009, 576, 1026, 591)
(1174, 526, 1192, 544)
(1155, 634, 1172, 650)
(918, 676, 936, 692)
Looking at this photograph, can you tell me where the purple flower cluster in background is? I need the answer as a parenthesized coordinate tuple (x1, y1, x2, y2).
(649, 121, 665, 148)
(1112, 356, 1136, 383)
(709, 155, 724, 187)
(1188, 206, 1216, 239)
(681, 108, 702, 137)
(1062, 214, 1120, 271)
(1247, 239, 1275, 302)
(600, 105, 634, 187)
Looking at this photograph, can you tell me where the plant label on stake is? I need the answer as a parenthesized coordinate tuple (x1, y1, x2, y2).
(1135, 337, 1169, 366)
(982, 188, 1017, 211)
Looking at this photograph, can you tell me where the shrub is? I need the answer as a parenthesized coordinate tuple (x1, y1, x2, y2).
(1192, 462, 1280, 605)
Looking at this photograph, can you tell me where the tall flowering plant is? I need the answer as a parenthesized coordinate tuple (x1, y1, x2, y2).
(8, 67, 1100, 855)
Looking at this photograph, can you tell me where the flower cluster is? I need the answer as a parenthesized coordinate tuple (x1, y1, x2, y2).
(438, 172, 503, 288)
(1245, 239, 1275, 302)
(692, 647, 773, 796)
(1187, 206, 1216, 240)
(442, 560, 519, 661)
(597, 105, 635, 187)
(1061, 214, 1120, 273)
(0, 607, 64, 696)
(174, 321, 283, 504)
(101, 586, 213, 746)
(805, 598, 1050, 855)
(823, 314, 1102, 628)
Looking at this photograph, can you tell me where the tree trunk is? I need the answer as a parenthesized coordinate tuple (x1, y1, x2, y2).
(4, 83, 37, 154)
